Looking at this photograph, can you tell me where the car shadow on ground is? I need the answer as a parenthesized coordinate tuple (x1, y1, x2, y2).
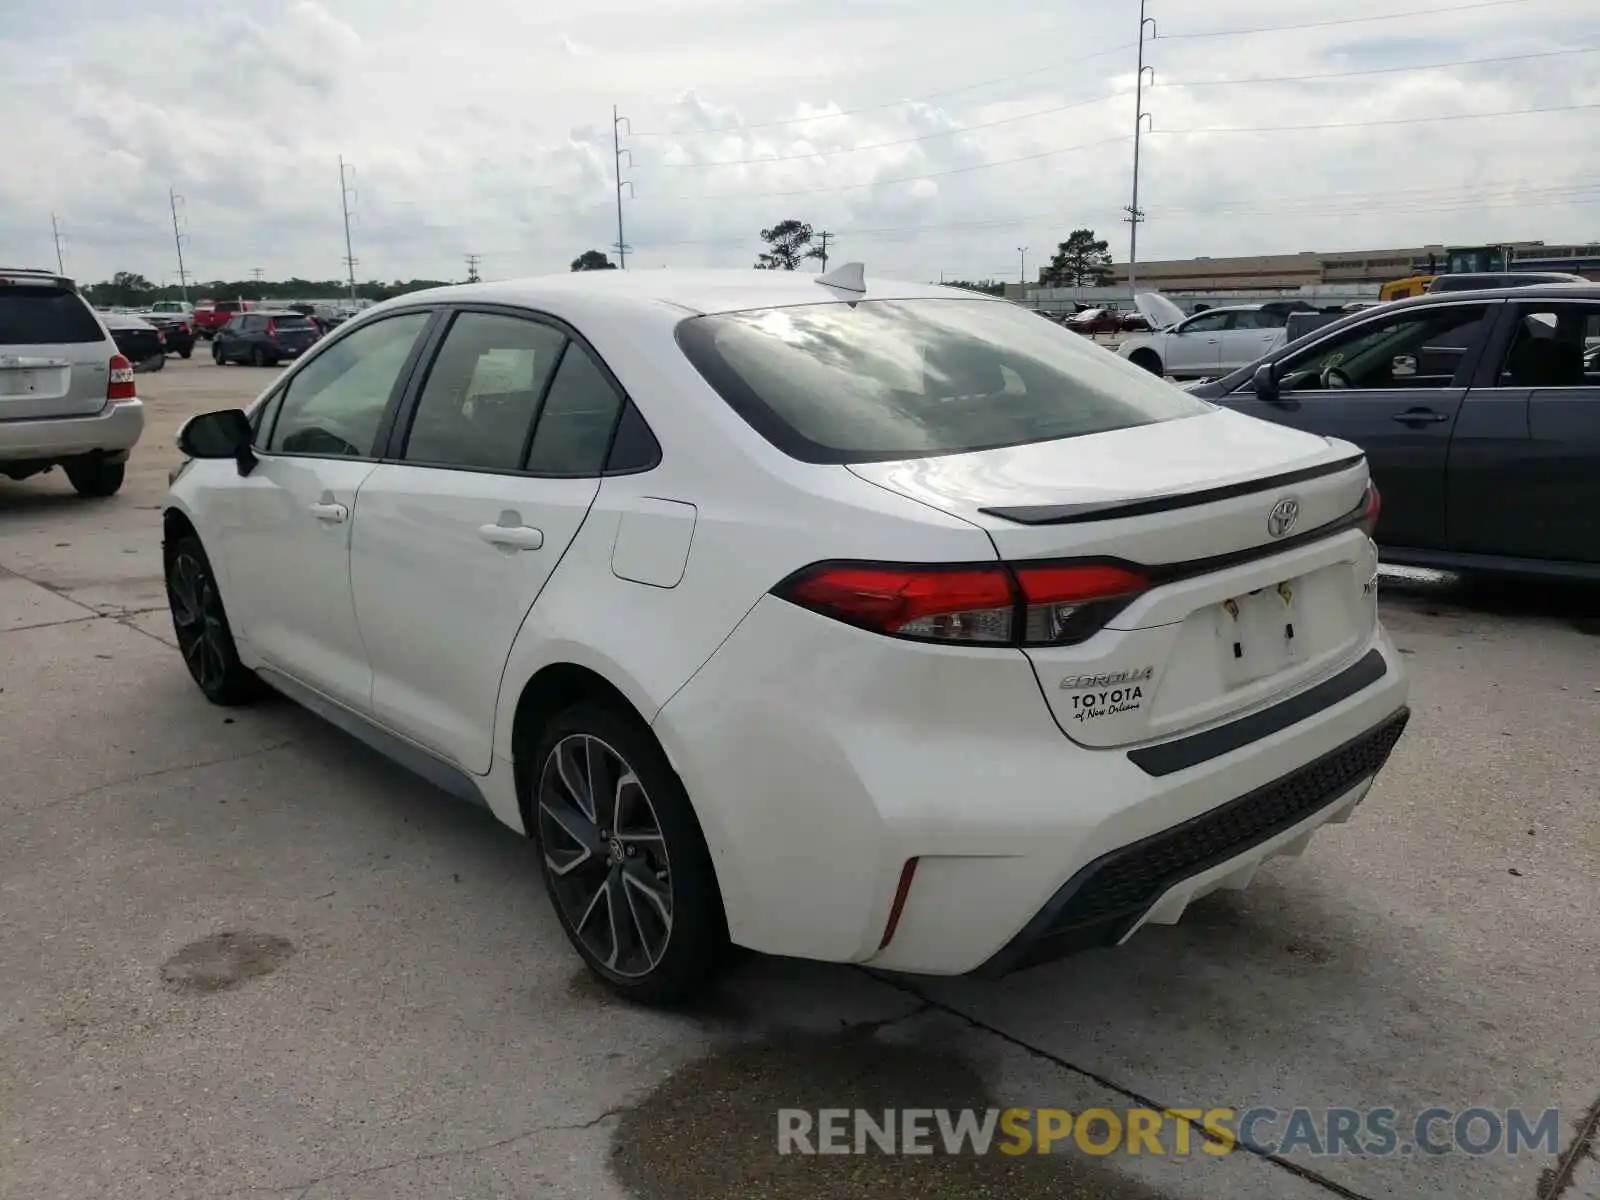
(1379, 566, 1599, 634)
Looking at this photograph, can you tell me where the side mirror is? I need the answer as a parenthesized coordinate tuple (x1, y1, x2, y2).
(177, 408, 257, 476)
(1252, 362, 1280, 401)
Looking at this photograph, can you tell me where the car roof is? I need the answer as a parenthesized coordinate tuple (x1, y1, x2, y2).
(1385, 281, 1600, 306)
(369, 268, 979, 319)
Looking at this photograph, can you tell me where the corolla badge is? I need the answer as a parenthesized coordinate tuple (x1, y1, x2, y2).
(1267, 496, 1301, 538)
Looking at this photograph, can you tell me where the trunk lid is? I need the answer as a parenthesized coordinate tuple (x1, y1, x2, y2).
(848, 409, 1380, 748)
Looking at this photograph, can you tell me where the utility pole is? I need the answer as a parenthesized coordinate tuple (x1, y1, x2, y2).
(168, 189, 190, 302)
(612, 106, 633, 269)
(464, 253, 482, 283)
(339, 155, 359, 303)
(50, 213, 66, 275)
(815, 230, 831, 272)
(1126, 0, 1156, 299)
(1018, 246, 1028, 287)
(251, 267, 264, 283)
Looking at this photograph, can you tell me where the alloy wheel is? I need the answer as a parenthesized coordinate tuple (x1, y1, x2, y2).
(537, 734, 673, 979)
(168, 551, 229, 693)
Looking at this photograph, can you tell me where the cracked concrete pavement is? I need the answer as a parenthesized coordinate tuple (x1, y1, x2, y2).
(2, 357, 1597, 1199)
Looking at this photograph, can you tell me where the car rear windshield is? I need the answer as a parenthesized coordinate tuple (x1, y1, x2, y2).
(270, 315, 314, 329)
(216, 301, 243, 313)
(675, 298, 1210, 463)
(0, 284, 105, 344)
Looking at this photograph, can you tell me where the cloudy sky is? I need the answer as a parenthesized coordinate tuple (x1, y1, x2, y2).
(1, 0, 1595, 287)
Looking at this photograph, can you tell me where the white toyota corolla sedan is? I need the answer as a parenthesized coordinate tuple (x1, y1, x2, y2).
(163, 266, 1409, 1004)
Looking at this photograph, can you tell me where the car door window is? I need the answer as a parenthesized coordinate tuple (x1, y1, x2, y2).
(1230, 310, 1286, 330)
(1179, 312, 1229, 334)
(1276, 305, 1490, 392)
(524, 340, 626, 475)
(402, 311, 566, 471)
(267, 311, 430, 457)
(1498, 304, 1598, 388)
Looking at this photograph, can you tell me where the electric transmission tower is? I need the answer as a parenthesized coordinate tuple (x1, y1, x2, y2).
(612, 106, 634, 268)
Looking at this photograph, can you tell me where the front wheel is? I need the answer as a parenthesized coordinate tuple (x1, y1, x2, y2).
(1129, 349, 1164, 376)
(530, 702, 730, 1006)
(212, 343, 226, 365)
(164, 534, 264, 706)
(178, 347, 193, 360)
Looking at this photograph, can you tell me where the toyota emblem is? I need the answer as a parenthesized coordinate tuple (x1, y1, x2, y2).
(1267, 497, 1301, 538)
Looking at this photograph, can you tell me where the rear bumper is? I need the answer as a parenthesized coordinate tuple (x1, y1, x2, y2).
(654, 594, 1410, 976)
(0, 399, 145, 463)
(971, 706, 1409, 978)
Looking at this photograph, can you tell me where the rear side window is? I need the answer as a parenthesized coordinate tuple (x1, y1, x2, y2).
(676, 298, 1209, 463)
(0, 285, 105, 344)
(403, 312, 566, 471)
(524, 342, 625, 475)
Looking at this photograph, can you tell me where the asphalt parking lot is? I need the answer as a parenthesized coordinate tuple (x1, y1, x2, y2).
(2, 355, 1597, 1200)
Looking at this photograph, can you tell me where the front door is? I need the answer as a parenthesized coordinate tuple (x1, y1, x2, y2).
(220, 310, 435, 711)
(1163, 310, 1228, 377)
(1224, 302, 1496, 551)
(350, 310, 627, 772)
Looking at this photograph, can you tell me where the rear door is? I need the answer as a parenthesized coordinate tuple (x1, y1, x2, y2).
(350, 308, 626, 771)
(1448, 298, 1600, 563)
(1223, 309, 1288, 371)
(0, 276, 113, 420)
(1222, 300, 1497, 550)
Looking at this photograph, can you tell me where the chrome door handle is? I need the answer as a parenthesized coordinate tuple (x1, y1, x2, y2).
(478, 523, 544, 551)
(309, 501, 348, 522)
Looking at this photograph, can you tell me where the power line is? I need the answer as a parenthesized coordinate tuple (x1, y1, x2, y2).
(650, 88, 1132, 169)
(627, 181, 1600, 250)
(659, 133, 1133, 202)
(1157, 0, 1537, 41)
(1156, 44, 1600, 88)
(628, 39, 1139, 137)
(1156, 100, 1600, 135)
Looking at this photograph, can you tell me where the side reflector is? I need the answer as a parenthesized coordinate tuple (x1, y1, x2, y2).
(878, 858, 920, 949)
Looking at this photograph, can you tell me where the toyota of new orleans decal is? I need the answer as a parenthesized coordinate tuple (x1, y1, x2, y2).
(1059, 666, 1154, 722)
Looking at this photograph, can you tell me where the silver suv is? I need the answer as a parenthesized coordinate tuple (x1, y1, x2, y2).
(1, 268, 144, 497)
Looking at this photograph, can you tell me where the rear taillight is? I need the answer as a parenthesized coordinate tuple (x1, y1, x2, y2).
(107, 354, 136, 401)
(157, 330, 166, 345)
(774, 560, 1148, 647)
(1360, 482, 1381, 537)
(265, 320, 277, 337)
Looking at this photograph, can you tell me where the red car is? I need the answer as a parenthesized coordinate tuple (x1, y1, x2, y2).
(193, 298, 255, 340)
(1064, 308, 1151, 335)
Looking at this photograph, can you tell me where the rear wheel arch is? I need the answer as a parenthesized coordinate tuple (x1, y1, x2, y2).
(163, 507, 199, 544)
(510, 663, 655, 834)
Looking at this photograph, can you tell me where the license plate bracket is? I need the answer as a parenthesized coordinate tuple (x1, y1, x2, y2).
(1216, 578, 1308, 687)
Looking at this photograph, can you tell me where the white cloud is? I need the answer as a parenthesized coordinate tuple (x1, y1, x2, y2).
(0, 0, 1594, 286)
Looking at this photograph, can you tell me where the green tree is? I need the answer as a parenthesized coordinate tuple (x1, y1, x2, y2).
(570, 250, 618, 271)
(754, 219, 822, 270)
(938, 279, 1007, 296)
(1042, 229, 1114, 287)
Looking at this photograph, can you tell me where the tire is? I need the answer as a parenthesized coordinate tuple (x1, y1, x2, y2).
(249, 347, 266, 367)
(179, 347, 193, 360)
(213, 343, 226, 365)
(163, 534, 264, 706)
(528, 701, 730, 1006)
(1129, 349, 1164, 376)
(64, 459, 125, 498)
